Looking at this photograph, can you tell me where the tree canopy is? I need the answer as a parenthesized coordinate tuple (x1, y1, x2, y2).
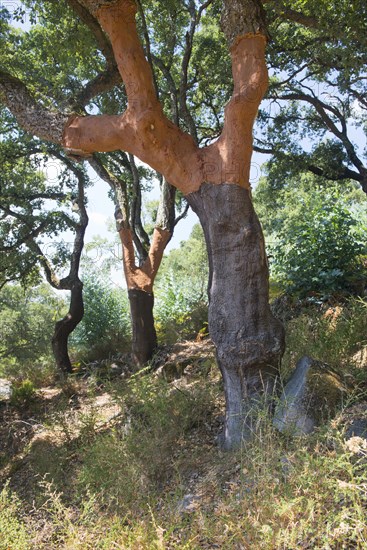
(257, 0, 367, 194)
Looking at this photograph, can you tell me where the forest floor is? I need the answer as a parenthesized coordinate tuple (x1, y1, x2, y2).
(0, 299, 367, 549)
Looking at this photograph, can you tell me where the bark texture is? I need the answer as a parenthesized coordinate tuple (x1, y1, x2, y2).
(118, 226, 170, 293)
(0, 70, 70, 144)
(221, 0, 269, 47)
(117, 225, 170, 365)
(187, 183, 285, 449)
(52, 279, 84, 375)
(62, 1, 268, 193)
(128, 288, 157, 366)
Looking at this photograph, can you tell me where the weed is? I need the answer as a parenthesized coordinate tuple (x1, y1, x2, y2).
(0, 484, 31, 550)
(10, 379, 36, 408)
(282, 298, 367, 382)
(76, 374, 215, 514)
(1, 303, 366, 548)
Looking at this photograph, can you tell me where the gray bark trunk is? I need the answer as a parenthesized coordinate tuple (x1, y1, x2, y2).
(52, 279, 84, 376)
(128, 288, 157, 366)
(187, 183, 285, 449)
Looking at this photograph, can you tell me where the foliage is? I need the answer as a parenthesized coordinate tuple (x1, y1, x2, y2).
(259, 0, 367, 193)
(281, 298, 367, 383)
(155, 224, 209, 342)
(71, 269, 131, 360)
(255, 176, 367, 295)
(0, 484, 31, 550)
(0, 298, 366, 548)
(10, 379, 36, 408)
(0, 283, 65, 385)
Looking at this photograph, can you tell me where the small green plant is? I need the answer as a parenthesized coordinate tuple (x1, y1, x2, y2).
(281, 298, 367, 383)
(71, 270, 131, 361)
(10, 379, 36, 408)
(0, 484, 31, 550)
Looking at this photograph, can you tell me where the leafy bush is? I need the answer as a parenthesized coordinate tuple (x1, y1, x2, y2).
(71, 270, 131, 360)
(255, 179, 367, 295)
(0, 485, 31, 550)
(155, 271, 208, 343)
(155, 224, 208, 342)
(0, 283, 65, 385)
(10, 379, 36, 408)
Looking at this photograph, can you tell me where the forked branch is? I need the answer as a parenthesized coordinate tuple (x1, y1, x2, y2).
(118, 226, 170, 292)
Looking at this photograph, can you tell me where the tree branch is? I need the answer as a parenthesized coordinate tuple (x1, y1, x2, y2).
(129, 153, 150, 262)
(271, 90, 366, 175)
(66, 0, 117, 63)
(179, 0, 199, 143)
(74, 68, 121, 107)
(0, 70, 69, 143)
(266, 2, 318, 28)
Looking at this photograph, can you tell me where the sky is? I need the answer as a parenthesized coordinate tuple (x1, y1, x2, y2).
(5, 0, 366, 288)
(83, 153, 269, 252)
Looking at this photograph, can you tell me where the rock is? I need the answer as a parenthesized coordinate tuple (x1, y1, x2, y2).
(337, 402, 367, 440)
(109, 362, 123, 376)
(273, 356, 346, 436)
(176, 494, 201, 513)
(0, 378, 12, 401)
(345, 418, 367, 439)
(156, 361, 189, 381)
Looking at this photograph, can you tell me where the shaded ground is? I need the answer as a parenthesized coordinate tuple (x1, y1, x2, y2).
(0, 317, 366, 549)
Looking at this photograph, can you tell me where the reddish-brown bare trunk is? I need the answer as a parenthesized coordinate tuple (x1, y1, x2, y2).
(118, 227, 170, 365)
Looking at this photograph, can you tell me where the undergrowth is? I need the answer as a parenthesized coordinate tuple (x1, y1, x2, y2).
(0, 299, 366, 548)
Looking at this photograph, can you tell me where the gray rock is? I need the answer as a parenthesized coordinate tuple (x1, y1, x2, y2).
(346, 418, 367, 439)
(0, 378, 12, 400)
(273, 356, 346, 436)
(156, 361, 188, 381)
(109, 363, 123, 376)
(176, 494, 201, 513)
(343, 403, 367, 440)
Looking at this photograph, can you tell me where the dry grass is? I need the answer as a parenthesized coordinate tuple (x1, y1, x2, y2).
(0, 300, 366, 549)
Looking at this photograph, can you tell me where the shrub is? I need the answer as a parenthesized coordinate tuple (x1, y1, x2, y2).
(10, 379, 36, 408)
(0, 485, 31, 550)
(154, 224, 209, 343)
(155, 271, 208, 343)
(0, 283, 65, 386)
(71, 270, 131, 360)
(270, 187, 366, 295)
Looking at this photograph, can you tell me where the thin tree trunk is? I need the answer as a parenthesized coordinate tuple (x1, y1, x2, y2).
(187, 183, 285, 449)
(117, 225, 171, 367)
(128, 288, 157, 366)
(52, 279, 84, 376)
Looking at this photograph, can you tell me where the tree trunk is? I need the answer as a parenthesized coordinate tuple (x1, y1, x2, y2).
(117, 226, 170, 367)
(52, 279, 84, 376)
(187, 183, 285, 449)
(128, 288, 157, 366)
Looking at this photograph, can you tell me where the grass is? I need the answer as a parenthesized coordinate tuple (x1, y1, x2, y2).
(0, 299, 366, 548)
(281, 297, 367, 381)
